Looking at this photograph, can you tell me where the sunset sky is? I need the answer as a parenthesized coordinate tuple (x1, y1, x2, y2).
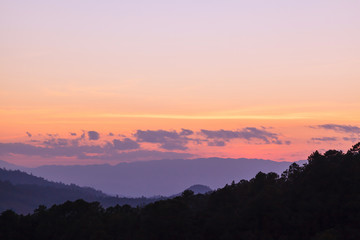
(1, 1, 360, 167)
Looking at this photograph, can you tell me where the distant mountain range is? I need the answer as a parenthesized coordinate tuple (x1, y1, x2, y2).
(0, 168, 156, 214)
(0, 158, 305, 197)
(0, 168, 211, 214)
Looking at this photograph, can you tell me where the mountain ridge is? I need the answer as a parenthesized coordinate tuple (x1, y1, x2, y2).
(0, 167, 213, 214)
(0, 158, 305, 197)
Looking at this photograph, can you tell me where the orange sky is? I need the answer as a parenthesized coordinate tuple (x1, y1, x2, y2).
(1, 1, 360, 166)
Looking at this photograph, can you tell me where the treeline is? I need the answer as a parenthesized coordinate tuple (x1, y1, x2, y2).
(1, 143, 360, 240)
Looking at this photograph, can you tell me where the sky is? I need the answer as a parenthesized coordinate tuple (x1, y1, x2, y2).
(1, 0, 360, 167)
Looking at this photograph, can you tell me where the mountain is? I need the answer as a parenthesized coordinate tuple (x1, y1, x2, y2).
(0, 168, 162, 214)
(15, 158, 304, 197)
(169, 184, 212, 198)
(186, 184, 212, 194)
(0, 168, 106, 197)
(0, 160, 25, 171)
(2, 144, 360, 239)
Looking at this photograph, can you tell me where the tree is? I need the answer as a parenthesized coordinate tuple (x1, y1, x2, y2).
(348, 142, 360, 155)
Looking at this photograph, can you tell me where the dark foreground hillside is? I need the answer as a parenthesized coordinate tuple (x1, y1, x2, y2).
(1, 143, 360, 240)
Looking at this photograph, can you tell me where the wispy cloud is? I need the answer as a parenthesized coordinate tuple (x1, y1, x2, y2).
(207, 140, 226, 147)
(0, 140, 191, 162)
(134, 129, 193, 150)
(311, 124, 360, 134)
(343, 137, 360, 142)
(200, 127, 289, 145)
(112, 138, 140, 150)
(2, 127, 292, 163)
(0, 142, 104, 158)
(98, 113, 310, 120)
(43, 138, 69, 146)
(311, 137, 338, 142)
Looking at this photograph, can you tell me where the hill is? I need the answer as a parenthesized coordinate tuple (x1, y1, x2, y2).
(186, 184, 212, 194)
(0, 168, 161, 214)
(0, 168, 105, 197)
(0, 168, 212, 214)
(1, 142, 360, 239)
(0, 160, 24, 171)
(15, 157, 302, 197)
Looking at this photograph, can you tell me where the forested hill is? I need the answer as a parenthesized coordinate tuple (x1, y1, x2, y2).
(0, 168, 106, 196)
(2, 143, 360, 240)
(0, 168, 163, 214)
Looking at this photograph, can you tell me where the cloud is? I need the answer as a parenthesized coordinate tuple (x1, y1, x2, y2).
(134, 129, 192, 150)
(0, 142, 39, 156)
(108, 132, 114, 136)
(160, 141, 188, 150)
(2, 127, 291, 162)
(200, 127, 286, 145)
(112, 138, 140, 150)
(1, 128, 199, 162)
(200, 129, 239, 139)
(78, 150, 194, 161)
(0, 141, 193, 162)
(180, 128, 193, 136)
(207, 140, 226, 147)
(311, 137, 338, 142)
(0, 142, 104, 158)
(343, 137, 360, 142)
(43, 138, 69, 146)
(88, 131, 100, 140)
(80, 131, 86, 139)
(26, 132, 32, 138)
(312, 124, 360, 134)
(135, 130, 181, 143)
